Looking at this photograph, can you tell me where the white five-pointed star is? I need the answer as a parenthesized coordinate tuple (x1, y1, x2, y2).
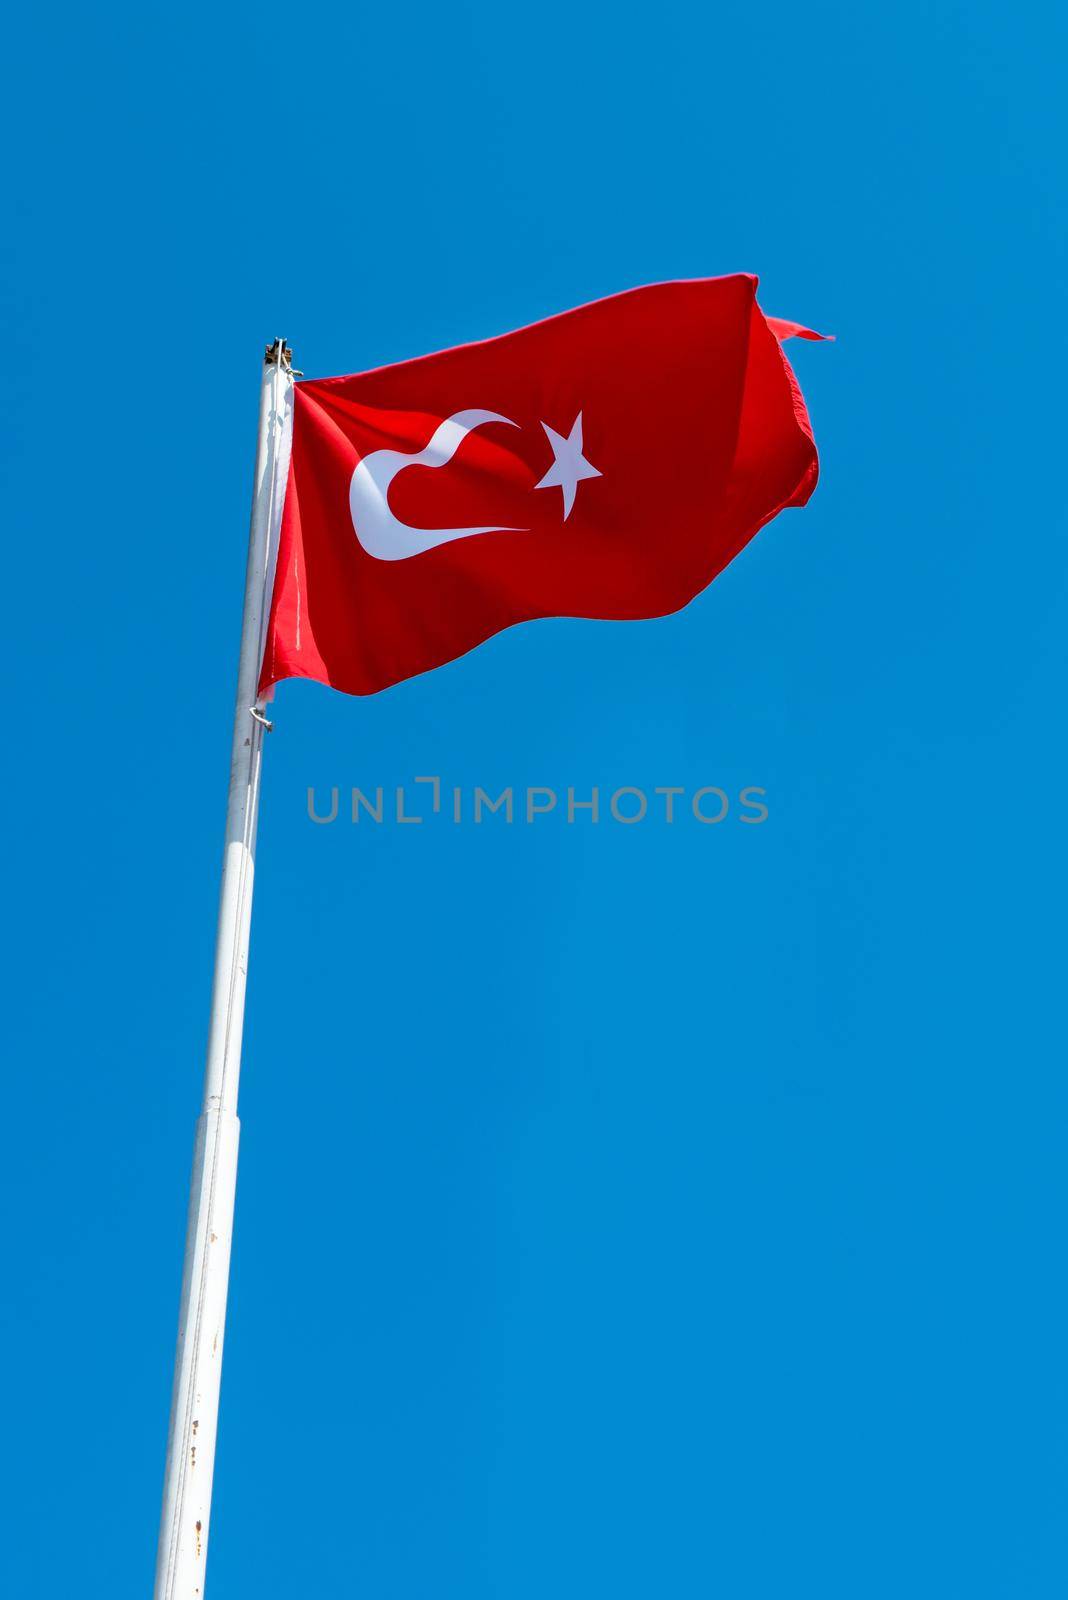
(534, 411, 602, 520)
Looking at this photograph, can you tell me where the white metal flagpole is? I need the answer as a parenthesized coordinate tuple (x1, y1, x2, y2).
(154, 339, 295, 1600)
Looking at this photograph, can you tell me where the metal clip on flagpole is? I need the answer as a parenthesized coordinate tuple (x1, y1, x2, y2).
(154, 339, 294, 1600)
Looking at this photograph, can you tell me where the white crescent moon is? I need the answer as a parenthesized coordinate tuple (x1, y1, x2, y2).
(349, 409, 524, 561)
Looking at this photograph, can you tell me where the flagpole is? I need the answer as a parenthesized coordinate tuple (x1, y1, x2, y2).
(154, 339, 294, 1600)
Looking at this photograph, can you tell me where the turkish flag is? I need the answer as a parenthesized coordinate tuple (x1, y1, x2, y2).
(259, 276, 827, 698)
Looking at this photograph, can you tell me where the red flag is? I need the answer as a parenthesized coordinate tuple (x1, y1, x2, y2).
(260, 275, 827, 698)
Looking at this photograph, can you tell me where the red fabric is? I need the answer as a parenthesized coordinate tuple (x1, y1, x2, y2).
(260, 275, 825, 698)
(765, 315, 834, 343)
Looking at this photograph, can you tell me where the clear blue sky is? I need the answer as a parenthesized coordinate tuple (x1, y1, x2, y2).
(4, 3, 1066, 1595)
